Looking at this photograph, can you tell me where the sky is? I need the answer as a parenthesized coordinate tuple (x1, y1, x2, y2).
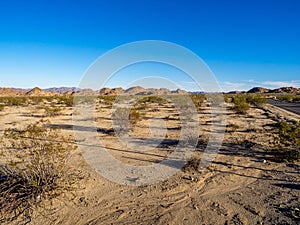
(0, 0, 299, 92)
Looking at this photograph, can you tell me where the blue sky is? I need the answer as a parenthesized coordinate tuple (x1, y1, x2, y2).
(0, 0, 299, 91)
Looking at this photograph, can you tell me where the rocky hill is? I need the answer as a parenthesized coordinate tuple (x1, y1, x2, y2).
(0, 88, 25, 96)
(99, 87, 124, 95)
(271, 86, 300, 94)
(25, 87, 58, 96)
(247, 87, 270, 93)
(247, 86, 300, 94)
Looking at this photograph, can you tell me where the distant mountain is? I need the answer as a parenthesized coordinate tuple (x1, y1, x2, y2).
(1, 86, 300, 97)
(99, 87, 124, 95)
(247, 87, 270, 93)
(26, 87, 57, 96)
(271, 86, 300, 94)
(43, 87, 81, 94)
(246, 86, 300, 94)
(0, 88, 25, 96)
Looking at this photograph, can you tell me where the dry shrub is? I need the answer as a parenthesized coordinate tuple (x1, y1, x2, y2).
(44, 105, 62, 117)
(0, 97, 28, 106)
(0, 120, 82, 224)
(183, 155, 202, 172)
(274, 121, 300, 161)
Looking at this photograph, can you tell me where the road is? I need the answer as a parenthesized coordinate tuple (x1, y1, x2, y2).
(268, 99, 300, 115)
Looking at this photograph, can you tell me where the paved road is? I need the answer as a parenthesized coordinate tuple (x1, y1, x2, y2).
(268, 99, 300, 115)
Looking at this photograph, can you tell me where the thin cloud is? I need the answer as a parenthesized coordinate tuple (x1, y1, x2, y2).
(262, 80, 300, 88)
(220, 81, 251, 92)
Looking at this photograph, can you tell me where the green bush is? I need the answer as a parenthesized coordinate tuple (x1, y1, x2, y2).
(0, 120, 81, 224)
(274, 121, 300, 161)
(277, 94, 300, 102)
(138, 96, 168, 105)
(246, 94, 268, 107)
(98, 95, 116, 106)
(0, 97, 28, 106)
(57, 96, 74, 107)
(232, 95, 250, 114)
(277, 94, 293, 101)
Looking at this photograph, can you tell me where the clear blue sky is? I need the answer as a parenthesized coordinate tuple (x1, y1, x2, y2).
(0, 0, 299, 91)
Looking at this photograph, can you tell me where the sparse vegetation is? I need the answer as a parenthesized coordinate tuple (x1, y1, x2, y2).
(232, 94, 250, 114)
(0, 97, 28, 106)
(98, 95, 116, 106)
(274, 121, 300, 161)
(57, 96, 74, 107)
(138, 96, 168, 105)
(191, 94, 206, 109)
(277, 94, 300, 102)
(0, 120, 82, 224)
(129, 109, 141, 124)
(246, 94, 268, 107)
(227, 123, 239, 132)
(44, 105, 62, 117)
(183, 155, 201, 172)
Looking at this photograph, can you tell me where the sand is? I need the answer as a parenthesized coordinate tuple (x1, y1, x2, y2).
(0, 98, 299, 225)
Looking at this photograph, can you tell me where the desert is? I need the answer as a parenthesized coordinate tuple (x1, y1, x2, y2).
(0, 87, 299, 225)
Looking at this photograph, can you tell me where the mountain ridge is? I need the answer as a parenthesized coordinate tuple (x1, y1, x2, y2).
(0, 86, 299, 96)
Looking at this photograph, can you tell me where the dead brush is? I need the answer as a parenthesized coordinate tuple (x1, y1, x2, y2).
(0, 120, 83, 224)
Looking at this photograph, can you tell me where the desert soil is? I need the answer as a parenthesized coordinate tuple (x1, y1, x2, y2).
(0, 98, 299, 225)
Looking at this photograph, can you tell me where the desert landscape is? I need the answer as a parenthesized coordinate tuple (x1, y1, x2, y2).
(0, 86, 299, 225)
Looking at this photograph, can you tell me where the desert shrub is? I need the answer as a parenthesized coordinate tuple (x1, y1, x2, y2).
(138, 96, 168, 105)
(112, 108, 130, 133)
(292, 95, 300, 102)
(0, 104, 4, 111)
(1, 97, 28, 106)
(183, 155, 201, 172)
(28, 96, 45, 105)
(129, 109, 141, 124)
(44, 105, 62, 117)
(112, 107, 142, 133)
(232, 95, 250, 114)
(57, 96, 74, 107)
(227, 123, 239, 132)
(277, 94, 293, 101)
(224, 94, 232, 103)
(191, 94, 205, 108)
(277, 94, 300, 102)
(246, 94, 268, 107)
(0, 120, 81, 224)
(274, 121, 300, 161)
(98, 95, 116, 106)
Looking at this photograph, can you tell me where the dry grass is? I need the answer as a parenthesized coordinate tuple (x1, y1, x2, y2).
(0, 120, 83, 224)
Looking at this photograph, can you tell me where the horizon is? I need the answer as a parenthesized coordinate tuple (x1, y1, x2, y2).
(0, 0, 299, 91)
(1, 84, 299, 94)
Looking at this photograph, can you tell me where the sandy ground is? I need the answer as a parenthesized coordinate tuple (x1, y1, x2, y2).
(0, 98, 299, 225)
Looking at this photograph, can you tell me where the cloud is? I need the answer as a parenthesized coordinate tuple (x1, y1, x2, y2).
(261, 80, 300, 88)
(218, 80, 300, 93)
(219, 81, 251, 92)
(176, 79, 300, 92)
